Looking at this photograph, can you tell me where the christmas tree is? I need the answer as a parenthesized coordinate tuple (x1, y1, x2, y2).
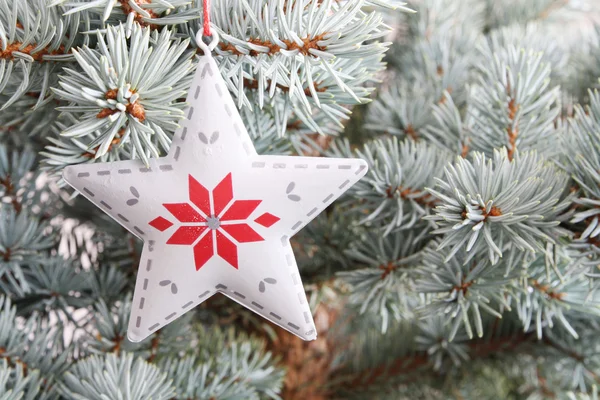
(2, 0, 600, 398)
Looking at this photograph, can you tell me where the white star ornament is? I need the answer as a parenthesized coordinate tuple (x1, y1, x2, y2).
(62, 32, 368, 343)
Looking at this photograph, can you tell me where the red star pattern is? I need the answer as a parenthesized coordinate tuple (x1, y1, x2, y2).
(149, 173, 280, 270)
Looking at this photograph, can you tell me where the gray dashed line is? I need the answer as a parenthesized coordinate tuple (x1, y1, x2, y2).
(292, 221, 302, 230)
(298, 293, 305, 303)
(182, 301, 193, 309)
(100, 201, 112, 210)
(187, 107, 194, 119)
(139, 167, 151, 173)
(306, 329, 315, 336)
(252, 161, 265, 168)
(288, 322, 300, 330)
(281, 235, 288, 246)
(273, 163, 286, 169)
(316, 164, 329, 169)
(134, 226, 144, 235)
(149, 323, 159, 331)
(215, 83, 222, 97)
(118, 169, 131, 174)
(338, 165, 352, 170)
(323, 194, 334, 203)
(143, 279, 148, 290)
(174, 146, 181, 161)
(77, 172, 89, 178)
(233, 291, 246, 299)
(194, 85, 201, 99)
(307, 207, 318, 217)
(304, 312, 311, 323)
(224, 104, 232, 116)
(181, 127, 187, 140)
(233, 123, 241, 136)
(252, 301, 264, 309)
(243, 142, 251, 154)
(83, 188, 94, 197)
(146, 259, 152, 271)
(165, 312, 176, 320)
(199, 290, 210, 298)
(355, 164, 367, 175)
(139, 297, 145, 309)
(136, 317, 141, 327)
(159, 165, 173, 171)
(286, 254, 293, 266)
(294, 164, 308, 169)
(339, 179, 350, 189)
(117, 213, 129, 222)
(148, 240, 155, 252)
(97, 170, 110, 176)
(291, 274, 299, 285)
(215, 284, 227, 290)
(201, 63, 213, 78)
(270, 312, 282, 320)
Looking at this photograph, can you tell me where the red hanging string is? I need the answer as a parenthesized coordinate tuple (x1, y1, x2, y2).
(203, 0, 211, 37)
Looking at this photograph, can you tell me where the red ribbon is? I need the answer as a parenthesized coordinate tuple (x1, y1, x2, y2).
(203, 0, 211, 36)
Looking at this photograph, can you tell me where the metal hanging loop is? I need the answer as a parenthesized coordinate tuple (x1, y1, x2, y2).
(196, 28, 219, 55)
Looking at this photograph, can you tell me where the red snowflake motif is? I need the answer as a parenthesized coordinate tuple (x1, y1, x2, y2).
(148, 173, 280, 270)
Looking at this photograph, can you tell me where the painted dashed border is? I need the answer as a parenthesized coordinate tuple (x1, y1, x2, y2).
(137, 276, 312, 338)
(70, 55, 369, 341)
(78, 160, 175, 239)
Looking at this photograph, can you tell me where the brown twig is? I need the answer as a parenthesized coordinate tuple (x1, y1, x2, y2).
(341, 331, 535, 390)
(82, 128, 125, 159)
(530, 280, 565, 301)
(243, 78, 327, 98)
(118, 0, 159, 29)
(505, 73, 520, 161)
(217, 34, 327, 57)
(0, 347, 29, 376)
(405, 124, 418, 140)
(147, 333, 161, 362)
(0, 42, 66, 61)
(461, 205, 502, 221)
(386, 185, 439, 207)
(0, 175, 23, 213)
(97, 89, 145, 121)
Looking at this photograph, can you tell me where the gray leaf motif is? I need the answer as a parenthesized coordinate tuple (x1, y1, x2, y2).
(286, 182, 301, 201)
(127, 186, 140, 206)
(286, 182, 295, 194)
(259, 278, 277, 293)
(209, 131, 219, 144)
(198, 132, 208, 144)
(159, 280, 178, 294)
